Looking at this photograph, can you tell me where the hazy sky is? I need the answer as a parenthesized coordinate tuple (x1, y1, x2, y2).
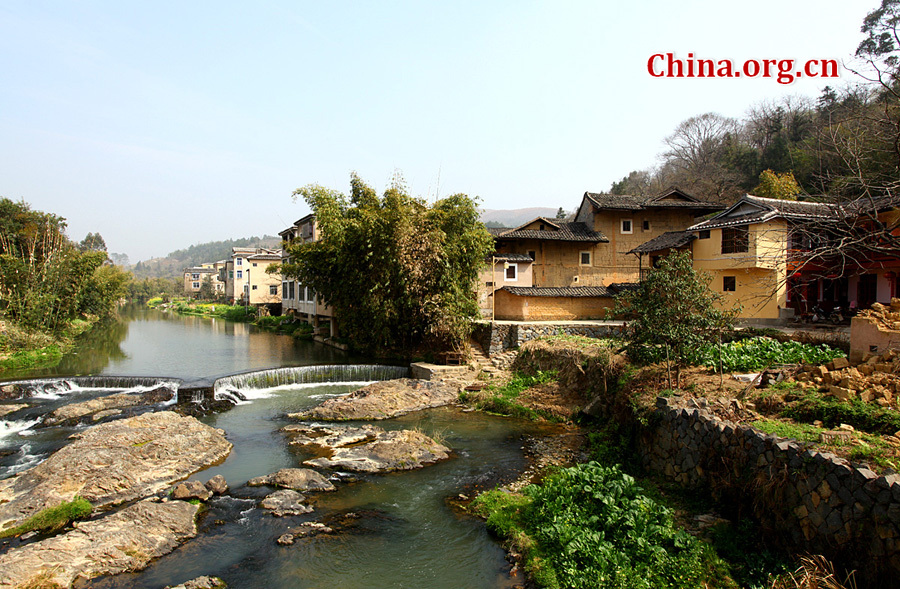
(0, 1, 875, 261)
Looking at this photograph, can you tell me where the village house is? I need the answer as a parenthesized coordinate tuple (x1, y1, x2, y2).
(278, 214, 336, 337)
(630, 193, 900, 322)
(222, 246, 283, 311)
(182, 263, 225, 298)
(482, 187, 722, 320)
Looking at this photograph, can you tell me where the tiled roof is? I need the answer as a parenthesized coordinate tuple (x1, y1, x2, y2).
(247, 252, 282, 260)
(490, 253, 534, 262)
(496, 221, 608, 243)
(689, 194, 836, 231)
(584, 187, 724, 212)
(501, 286, 615, 298)
(627, 231, 696, 255)
(607, 282, 640, 294)
(486, 227, 511, 236)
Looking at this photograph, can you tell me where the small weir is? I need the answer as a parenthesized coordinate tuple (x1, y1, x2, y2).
(212, 364, 410, 403)
(1, 376, 181, 400)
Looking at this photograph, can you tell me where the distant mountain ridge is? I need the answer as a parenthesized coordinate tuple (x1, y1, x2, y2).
(131, 235, 281, 279)
(481, 207, 563, 228)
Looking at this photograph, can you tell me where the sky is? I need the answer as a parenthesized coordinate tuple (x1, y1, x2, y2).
(0, 1, 877, 262)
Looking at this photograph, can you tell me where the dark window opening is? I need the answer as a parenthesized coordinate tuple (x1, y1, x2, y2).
(698, 230, 710, 239)
(722, 226, 749, 254)
(723, 276, 736, 292)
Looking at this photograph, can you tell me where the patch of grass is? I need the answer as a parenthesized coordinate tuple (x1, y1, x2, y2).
(751, 418, 824, 444)
(460, 370, 559, 421)
(0, 497, 92, 538)
(0, 344, 63, 371)
(781, 392, 900, 436)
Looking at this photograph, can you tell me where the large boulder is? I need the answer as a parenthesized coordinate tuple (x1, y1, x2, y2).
(304, 429, 451, 473)
(259, 489, 313, 517)
(247, 468, 335, 492)
(0, 411, 232, 530)
(282, 423, 381, 450)
(289, 378, 459, 421)
(41, 386, 174, 427)
(0, 499, 199, 588)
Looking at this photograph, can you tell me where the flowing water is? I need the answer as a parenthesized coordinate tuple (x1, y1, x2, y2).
(0, 306, 538, 588)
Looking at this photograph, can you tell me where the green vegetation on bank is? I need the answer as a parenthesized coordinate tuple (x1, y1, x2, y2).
(151, 298, 314, 337)
(459, 370, 558, 421)
(0, 199, 130, 373)
(0, 497, 92, 539)
(473, 462, 729, 589)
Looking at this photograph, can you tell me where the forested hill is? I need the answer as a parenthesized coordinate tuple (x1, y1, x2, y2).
(131, 235, 281, 278)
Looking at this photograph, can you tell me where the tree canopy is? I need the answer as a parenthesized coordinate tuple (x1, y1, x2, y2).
(280, 173, 494, 355)
(0, 198, 129, 332)
(614, 251, 738, 388)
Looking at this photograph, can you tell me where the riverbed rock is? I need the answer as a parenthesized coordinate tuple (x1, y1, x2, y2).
(173, 480, 213, 502)
(289, 378, 459, 421)
(165, 576, 227, 589)
(205, 474, 229, 495)
(247, 468, 336, 492)
(276, 521, 333, 545)
(0, 498, 199, 589)
(259, 489, 313, 516)
(282, 423, 382, 450)
(0, 411, 232, 530)
(304, 429, 451, 473)
(41, 386, 175, 427)
(0, 403, 27, 418)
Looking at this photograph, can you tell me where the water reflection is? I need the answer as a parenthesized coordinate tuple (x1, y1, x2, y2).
(3, 304, 363, 382)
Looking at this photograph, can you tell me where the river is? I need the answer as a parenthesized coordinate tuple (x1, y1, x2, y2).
(0, 305, 536, 588)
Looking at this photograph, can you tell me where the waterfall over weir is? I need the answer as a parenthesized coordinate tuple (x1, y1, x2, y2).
(212, 364, 410, 403)
(0, 376, 181, 400)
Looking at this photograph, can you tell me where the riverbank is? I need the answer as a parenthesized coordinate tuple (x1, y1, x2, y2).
(151, 298, 315, 339)
(0, 316, 99, 374)
(456, 335, 898, 588)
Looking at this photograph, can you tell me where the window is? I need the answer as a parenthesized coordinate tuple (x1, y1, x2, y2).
(527, 250, 536, 261)
(621, 219, 633, 234)
(539, 223, 545, 231)
(504, 263, 518, 281)
(282, 282, 288, 298)
(236, 258, 242, 266)
(642, 220, 650, 231)
(723, 276, 736, 292)
(252, 262, 258, 267)
(308, 287, 316, 302)
(698, 230, 710, 239)
(229, 271, 234, 278)
(270, 285, 278, 295)
(236, 270, 243, 279)
(580, 251, 591, 266)
(192, 282, 200, 289)
(288, 282, 295, 300)
(252, 285, 257, 290)
(191, 273, 200, 280)
(721, 226, 749, 254)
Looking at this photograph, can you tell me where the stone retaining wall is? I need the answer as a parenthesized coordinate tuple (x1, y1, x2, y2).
(644, 395, 900, 585)
(473, 322, 622, 357)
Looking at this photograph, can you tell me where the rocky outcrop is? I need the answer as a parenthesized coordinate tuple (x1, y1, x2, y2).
(0, 403, 27, 418)
(0, 499, 199, 589)
(205, 474, 229, 495)
(259, 489, 313, 517)
(276, 522, 333, 545)
(304, 428, 451, 473)
(166, 577, 226, 589)
(0, 411, 232, 530)
(282, 423, 382, 450)
(172, 480, 212, 502)
(289, 378, 459, 421)
(248, 468, 335, 492)
(41, 386, 174, 427)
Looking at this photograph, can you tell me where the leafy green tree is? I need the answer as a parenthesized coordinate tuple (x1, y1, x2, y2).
(614, 251, 738, 388)
(79, 232, 107, 252)
(280, 173, 494, 355)
(555, 207, 567, 219)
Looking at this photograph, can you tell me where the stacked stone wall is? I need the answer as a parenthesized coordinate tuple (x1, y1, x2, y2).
(473, 322, 621, 359)
(644, 395, 900, 585)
